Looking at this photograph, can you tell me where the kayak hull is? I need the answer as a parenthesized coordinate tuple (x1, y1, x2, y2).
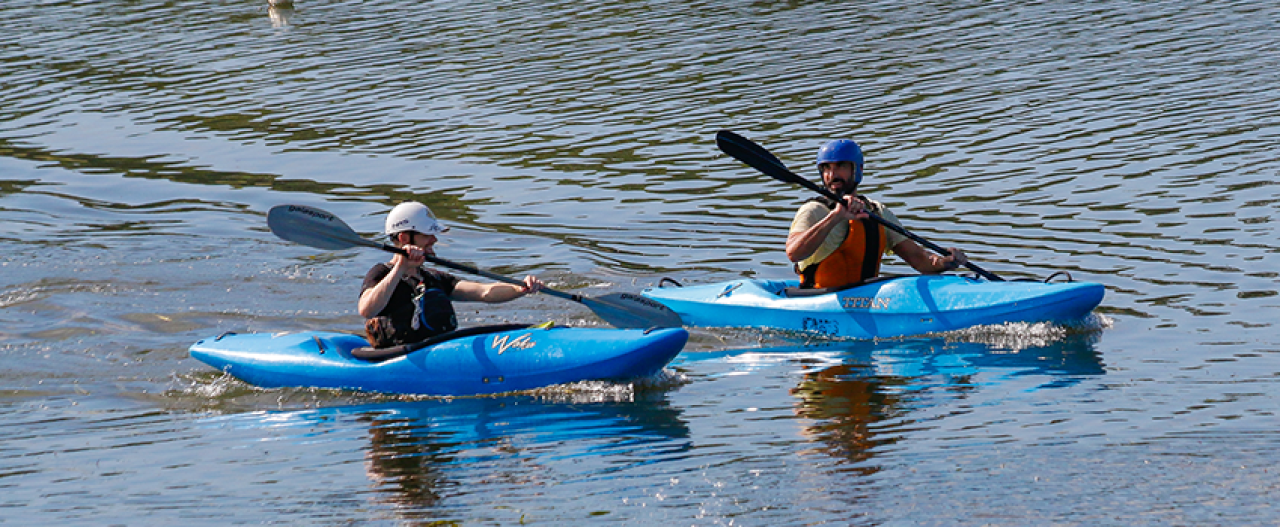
(190, 326, 688, 396)
(641, 276, 1104, 339)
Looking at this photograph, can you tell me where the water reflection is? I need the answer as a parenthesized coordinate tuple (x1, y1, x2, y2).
(700, 332, 1105, 474)
(792, 361, 903, 476)
(795, 335, 1102, 470)
(212, 393, 689, 513)
(359, 411, 450, 509)
(267, 1, 294, 28)
(267, 8, 292, 28)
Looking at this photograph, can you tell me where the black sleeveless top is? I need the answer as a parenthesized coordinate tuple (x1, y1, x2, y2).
(361, 264, 460, 344)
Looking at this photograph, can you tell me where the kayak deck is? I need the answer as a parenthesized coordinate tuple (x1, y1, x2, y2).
(641, 275, 1104, 339)
(190, 326, 689, 396)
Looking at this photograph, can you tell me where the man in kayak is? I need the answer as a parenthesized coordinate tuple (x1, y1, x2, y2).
(786, 139, 968, 289)
(358, 202, 544, 348)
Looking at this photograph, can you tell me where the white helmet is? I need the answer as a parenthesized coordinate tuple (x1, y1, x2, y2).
(384, 202, 448, 236)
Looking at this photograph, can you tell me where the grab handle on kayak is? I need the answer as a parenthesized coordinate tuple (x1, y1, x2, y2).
(1043, 271, 1075, 283)
(716, 282, 743, 298)
(658, 277, 683, 288)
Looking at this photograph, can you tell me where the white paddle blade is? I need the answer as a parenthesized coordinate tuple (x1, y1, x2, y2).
(584, 293, 685, 329)
(267, 204, 375, 251)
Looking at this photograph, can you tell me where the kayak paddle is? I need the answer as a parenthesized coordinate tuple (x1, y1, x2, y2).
(266, 204, 684, 329)
(714, 130, 1004, 282)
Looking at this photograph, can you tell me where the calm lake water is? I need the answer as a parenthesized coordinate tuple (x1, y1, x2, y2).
(3, 0, 1278, 524)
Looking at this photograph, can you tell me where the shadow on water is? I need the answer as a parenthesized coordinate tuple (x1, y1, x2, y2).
(199, 392, 690, 512)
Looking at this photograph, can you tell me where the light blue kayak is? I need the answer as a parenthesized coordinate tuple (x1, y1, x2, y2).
(641, 275, 1104, 339)
(190, 325, 688, 396)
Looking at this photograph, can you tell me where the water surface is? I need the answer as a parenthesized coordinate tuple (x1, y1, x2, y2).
(2, 0, 1278, 524)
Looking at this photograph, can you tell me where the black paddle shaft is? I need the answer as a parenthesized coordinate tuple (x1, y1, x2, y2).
(378, 243, 588, 303)
(265, 204, 684, 328)
(715, 130, 1003, 281)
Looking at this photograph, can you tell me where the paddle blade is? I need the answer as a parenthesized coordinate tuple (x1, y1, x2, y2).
(267, 204, 381, 251)
(716, 130, 787, 171)
(582, 293, 684, 329)
(716, 130, 836, 200)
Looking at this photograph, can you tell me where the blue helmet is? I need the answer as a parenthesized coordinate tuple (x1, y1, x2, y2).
(815, 139, 864, 185)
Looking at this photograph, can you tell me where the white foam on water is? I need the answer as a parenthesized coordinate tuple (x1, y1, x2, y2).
(940, 314, 1113, 351)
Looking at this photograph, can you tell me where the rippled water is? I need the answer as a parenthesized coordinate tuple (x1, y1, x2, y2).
(2, 0, 1278, 524)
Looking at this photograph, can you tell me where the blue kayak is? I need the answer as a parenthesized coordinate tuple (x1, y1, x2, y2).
(189, 325, 688, 396)
(641, 275, 1104, 339)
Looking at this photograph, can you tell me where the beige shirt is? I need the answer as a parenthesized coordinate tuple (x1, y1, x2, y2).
(789, 198, 908, 271)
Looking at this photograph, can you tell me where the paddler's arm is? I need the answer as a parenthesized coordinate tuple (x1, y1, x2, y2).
(892, 240, 968, 274)
(357, 246, 424, 318)
(786, 197, 864, 262)
(451, 275, 544, 303)
(358, 276, 397, 318)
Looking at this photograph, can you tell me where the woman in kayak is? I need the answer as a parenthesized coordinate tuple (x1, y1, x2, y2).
(785, 139, 968, 289)
(358, 202, 544, 348)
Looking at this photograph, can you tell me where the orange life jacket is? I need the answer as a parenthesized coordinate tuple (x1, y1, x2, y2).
(798, 216, 886, 289)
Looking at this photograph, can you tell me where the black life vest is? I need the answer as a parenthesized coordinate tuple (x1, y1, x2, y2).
(368, 265, 458, 345)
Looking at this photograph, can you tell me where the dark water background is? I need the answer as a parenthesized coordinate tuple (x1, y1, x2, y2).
(2, 0, 1278, 524)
